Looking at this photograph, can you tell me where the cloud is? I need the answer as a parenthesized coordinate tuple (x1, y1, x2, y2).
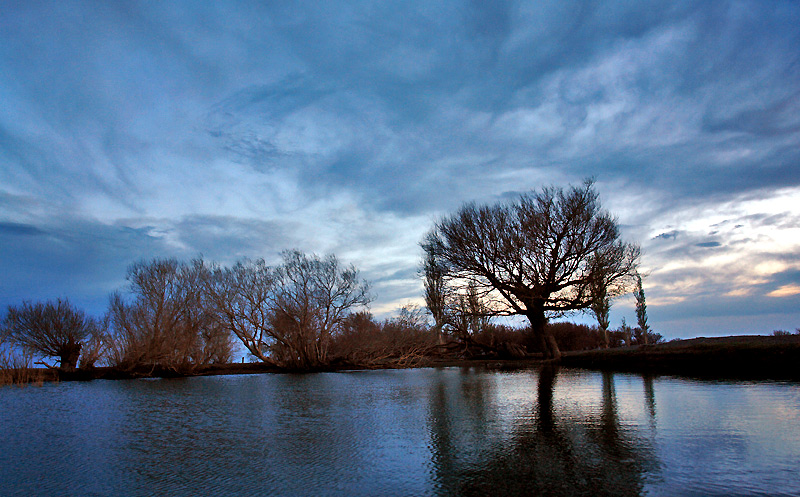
(1, 1, 799, 337)
(0, 222, 46, 236)
(767, 284, 800, 298)
(653, 231, 680, 241)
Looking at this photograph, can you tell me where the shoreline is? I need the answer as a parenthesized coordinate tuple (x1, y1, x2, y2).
(4, 335, 799, 385)
(561, 334, 800, 380)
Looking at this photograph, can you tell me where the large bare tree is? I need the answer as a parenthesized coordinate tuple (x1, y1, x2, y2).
(2, 299, 97, 371)
(423, 180, 639, 359)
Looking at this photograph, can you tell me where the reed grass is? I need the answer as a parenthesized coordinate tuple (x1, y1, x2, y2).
(0, 341, 49, 387)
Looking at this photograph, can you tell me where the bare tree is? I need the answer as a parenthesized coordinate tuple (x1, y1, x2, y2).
(207, 251, 372, 368)
(108, 258, 232, 372)
(205, 258, 277, 363)
(78, 314, 109, 369)
(2, 299, 95, 371)
(268, 250, 372, 368)
(446, 281, 491, 344)
(424, 180, 639, 359)
(589, 247, 631, 349)
(422, 239, 495, 349)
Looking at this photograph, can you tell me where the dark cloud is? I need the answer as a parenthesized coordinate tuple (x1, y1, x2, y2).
(769, 268, 800, 288)
(649, 293, 800, 330)
(0, 219, 173, 316)
(172, 215, 294, 264)
(0, 222, 46, 236)
(653, 231, 680, 241)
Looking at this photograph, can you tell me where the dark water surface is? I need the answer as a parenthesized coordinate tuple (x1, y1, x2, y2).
(1, 367, 798, 496)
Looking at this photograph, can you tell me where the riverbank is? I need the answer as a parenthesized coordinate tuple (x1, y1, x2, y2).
(561, 334, 800, 380)
(3, 334, 799, 385)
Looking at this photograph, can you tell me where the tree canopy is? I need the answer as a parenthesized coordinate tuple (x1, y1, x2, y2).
(2, 299, 96, 371)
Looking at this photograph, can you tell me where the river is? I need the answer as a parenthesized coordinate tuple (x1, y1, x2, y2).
(1, 366, 798, 496)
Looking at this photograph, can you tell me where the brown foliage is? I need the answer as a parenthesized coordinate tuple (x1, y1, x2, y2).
(546, 322, 605, 352)
(0, 339, 48, 387)
(458, 323, 530, 359)
(330, 307, 439, 367)
(108, 258, 233, 373)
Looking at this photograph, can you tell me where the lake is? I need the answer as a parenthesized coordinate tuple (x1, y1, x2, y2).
(1, 367, 798, 496)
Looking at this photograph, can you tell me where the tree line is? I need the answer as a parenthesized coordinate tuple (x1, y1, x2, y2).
(1, 181, 658, 376)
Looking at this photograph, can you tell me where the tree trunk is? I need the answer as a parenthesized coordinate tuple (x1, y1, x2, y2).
(526, 307, 561, 360)
(545, 333, 562, 360)
(59, 342, 81, 372)
(432, 323, 446, 346)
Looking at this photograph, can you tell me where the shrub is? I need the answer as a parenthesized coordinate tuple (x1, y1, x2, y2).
(540, 322, 605, 351)
(330, 307, 438, 366)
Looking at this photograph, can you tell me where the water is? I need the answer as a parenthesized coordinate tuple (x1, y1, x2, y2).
(1, 367, 798, 496)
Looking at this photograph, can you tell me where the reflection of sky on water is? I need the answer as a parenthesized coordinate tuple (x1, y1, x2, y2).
(643, 379, 800, 496)
(0, 368, 798, 496)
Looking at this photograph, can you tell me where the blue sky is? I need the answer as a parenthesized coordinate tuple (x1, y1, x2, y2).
(1, 1, 799, 338)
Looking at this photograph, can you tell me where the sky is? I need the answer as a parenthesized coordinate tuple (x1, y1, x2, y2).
(1, 1, 799, 339)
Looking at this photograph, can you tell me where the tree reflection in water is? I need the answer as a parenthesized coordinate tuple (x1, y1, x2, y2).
(428, 367, 659, 497)
(643, 374, 657, 427)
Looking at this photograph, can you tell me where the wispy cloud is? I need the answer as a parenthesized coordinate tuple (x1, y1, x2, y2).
(1, 0, 799, 336)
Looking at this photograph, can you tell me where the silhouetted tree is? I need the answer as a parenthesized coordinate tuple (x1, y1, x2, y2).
(423, 180, 639, 359)
(633, 273, 649, 345)
(2, 299, 96, 371)
(444, 282, 492, 345)
(422, 248, 448, 344)
(590, 271, 612, 348)
(619, 317, 632, 347)
(422, 242, 498, 353)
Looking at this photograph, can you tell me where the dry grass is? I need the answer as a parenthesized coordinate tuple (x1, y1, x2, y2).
(0, 342, 52, 387)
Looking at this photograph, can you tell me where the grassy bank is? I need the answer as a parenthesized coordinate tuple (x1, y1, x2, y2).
(561, 335, 800, 380)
